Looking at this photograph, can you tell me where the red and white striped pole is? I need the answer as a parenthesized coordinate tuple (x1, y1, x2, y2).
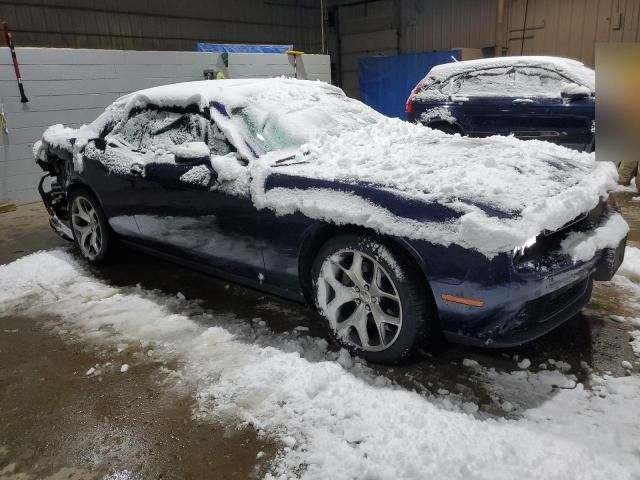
(2, 22, 28, 103)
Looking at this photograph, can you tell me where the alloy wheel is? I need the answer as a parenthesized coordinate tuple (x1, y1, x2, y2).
(71, 196, 103, 261)
(317, 249, 403, 352)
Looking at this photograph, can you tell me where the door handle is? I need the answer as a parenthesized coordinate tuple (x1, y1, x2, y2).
(130, 163, 144, 176)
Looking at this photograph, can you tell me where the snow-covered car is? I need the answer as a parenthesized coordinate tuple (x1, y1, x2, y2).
(35, 79, 626, 363)
(406, 56, 596, 151)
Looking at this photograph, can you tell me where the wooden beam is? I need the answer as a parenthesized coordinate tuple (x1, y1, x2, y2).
(0, 203, 16, 214)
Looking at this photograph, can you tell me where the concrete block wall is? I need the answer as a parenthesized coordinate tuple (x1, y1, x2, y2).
(228, 53, 331, 82)
(0, 48, 330, 205)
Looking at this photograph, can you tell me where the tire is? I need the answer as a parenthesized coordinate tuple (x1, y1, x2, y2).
(429, 123, 462, 136)
(68, 189, 113, 264)
(311, 234, 434, 364)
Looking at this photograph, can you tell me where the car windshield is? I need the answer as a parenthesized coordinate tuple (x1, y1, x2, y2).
(231, 91, 383, 155)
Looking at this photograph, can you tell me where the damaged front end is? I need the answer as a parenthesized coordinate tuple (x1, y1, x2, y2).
(35, 142, 74, 241)
(511, 197, 627, 281)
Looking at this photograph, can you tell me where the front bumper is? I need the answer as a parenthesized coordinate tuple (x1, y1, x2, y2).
(38, 174, 74, 241)
(593, 236, 626, 281)
(439, 236, 627, 348)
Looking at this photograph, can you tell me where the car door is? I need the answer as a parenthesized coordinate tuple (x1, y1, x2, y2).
(509, 66, 593, 149)
(128, 107, 266, 281)
(440, 67, 522, 138)
(79, 132, 146, 239)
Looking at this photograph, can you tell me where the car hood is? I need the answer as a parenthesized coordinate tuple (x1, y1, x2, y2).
(251, 118, 618, 257)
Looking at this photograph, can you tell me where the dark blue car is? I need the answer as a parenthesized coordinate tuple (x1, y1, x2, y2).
(407, 56, 595, 151)
(35, 79, 624, 364)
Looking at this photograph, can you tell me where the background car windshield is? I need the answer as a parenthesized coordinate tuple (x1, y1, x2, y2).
(233, 93, 382, 154)
(439, 65, 593, 98)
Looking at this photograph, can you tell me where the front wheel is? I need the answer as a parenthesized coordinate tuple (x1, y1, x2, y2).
(68, 189, 113, 264)
(312, 234, 434, 364)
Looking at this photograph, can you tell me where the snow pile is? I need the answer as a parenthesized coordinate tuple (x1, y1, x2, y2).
(632, 331, 640, 358)
(41, 122, 106, 173)
(613, 181, 638, 193)
(256, 116, 618, 256)
(560, 213, 629, 262)
(2, 250, 640, 479)
(483, 367, 640, 467)
(170, 141, 210, 159)
(609, 247, 640, 357)
(618, 246, 640, 282)
(179, 165, 211, 187)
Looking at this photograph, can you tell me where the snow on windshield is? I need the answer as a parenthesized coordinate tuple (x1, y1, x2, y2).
(232, 89, 382, 154)
(416, 56, 595, 100)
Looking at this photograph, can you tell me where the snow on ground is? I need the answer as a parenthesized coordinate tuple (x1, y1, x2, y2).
(619, 246, 640, 282)
(612, 246, 640, 358)
(1, 249, 640, 479)
(613, 181, 638, 193)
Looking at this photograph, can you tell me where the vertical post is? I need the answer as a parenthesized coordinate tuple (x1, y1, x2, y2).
(320, 0, 326, 54)
(495, 0, 506, 57)
(520, 0, 529, 55)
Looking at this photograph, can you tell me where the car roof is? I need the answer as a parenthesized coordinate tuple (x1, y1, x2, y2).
(113, 78, 344, 113)
(423, 56, 594, 90)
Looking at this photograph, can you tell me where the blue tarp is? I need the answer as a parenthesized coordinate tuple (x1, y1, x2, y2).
(358, 50, 462, 119)
(196, 43, 293, 53)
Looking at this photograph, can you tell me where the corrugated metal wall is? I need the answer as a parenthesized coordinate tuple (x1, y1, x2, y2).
(507, 0, 640, 66)
(400, 0, 498, 54)
(335, 0, 399, 98)
(330, 0, 640, 95)
(0, 0, 324, 52)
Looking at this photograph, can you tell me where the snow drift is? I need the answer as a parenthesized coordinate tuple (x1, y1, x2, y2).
(1, 250, 639, 479)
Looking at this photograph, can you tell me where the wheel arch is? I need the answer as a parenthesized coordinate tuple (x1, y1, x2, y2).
(66, 181, 105, 209)
(297, 223, 440, 326)
(426, 120, 464, 135)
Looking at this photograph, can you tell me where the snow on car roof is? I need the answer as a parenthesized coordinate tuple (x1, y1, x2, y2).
(422, 56, 595, 91)
(113, 78, 345, 116)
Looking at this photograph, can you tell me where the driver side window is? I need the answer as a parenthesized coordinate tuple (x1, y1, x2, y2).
(113, 108, 233, 156)
(516, 67, 574, 97)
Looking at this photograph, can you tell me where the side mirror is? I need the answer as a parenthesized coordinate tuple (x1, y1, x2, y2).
(172, 141, 210, 166)
(561, 84, 591, 101)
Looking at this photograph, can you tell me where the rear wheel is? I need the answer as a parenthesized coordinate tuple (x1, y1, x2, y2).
(68, 189, 113, 264)
(312, 234, 434, 364)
